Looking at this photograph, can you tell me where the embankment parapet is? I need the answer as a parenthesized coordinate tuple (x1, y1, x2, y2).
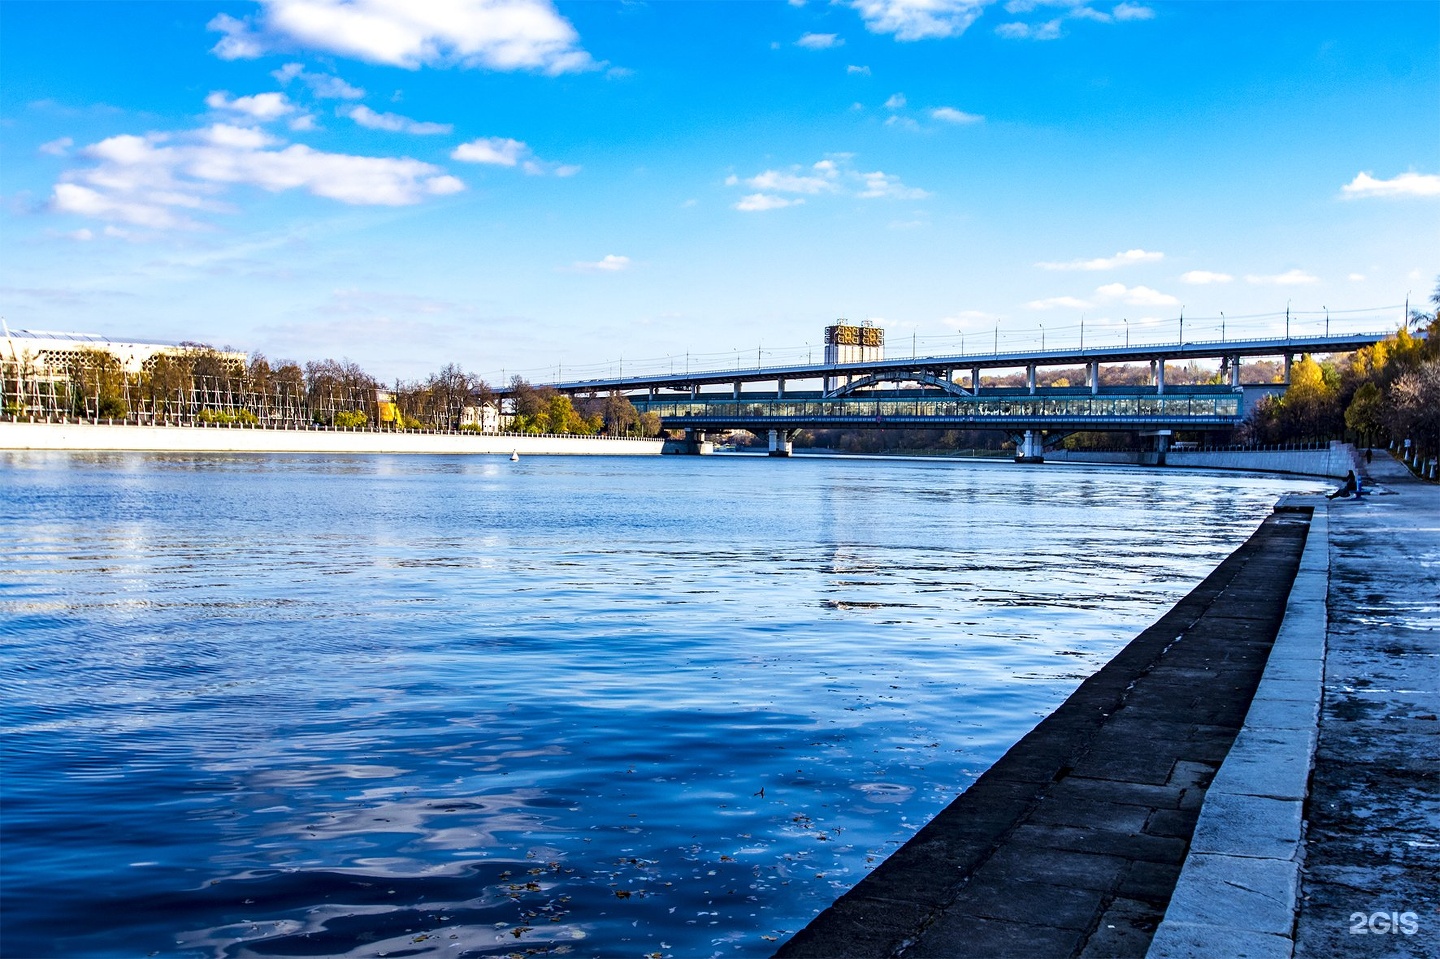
(0, 421, 663, 456)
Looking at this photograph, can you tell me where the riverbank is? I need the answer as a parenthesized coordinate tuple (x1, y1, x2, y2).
(777, 509, 1312, 958)
(0, 420, 663, 455)
(777, 450, 1438, 958)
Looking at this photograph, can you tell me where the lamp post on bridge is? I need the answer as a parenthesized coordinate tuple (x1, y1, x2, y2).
(1220, 312, 1225, 341)
(1040, 323, 1045, 352)
(1124, 318, 1129, 348)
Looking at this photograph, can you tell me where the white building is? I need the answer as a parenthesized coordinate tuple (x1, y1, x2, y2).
(0, 328, 246, 376)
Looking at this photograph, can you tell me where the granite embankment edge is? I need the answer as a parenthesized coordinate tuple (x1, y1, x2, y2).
(0, 421, 664, 455)
(1145, 500, 1330, 959)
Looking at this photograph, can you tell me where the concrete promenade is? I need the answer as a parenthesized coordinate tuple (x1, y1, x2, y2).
(779, 451, 1439, 958)
(1294, 455, 1439, 958)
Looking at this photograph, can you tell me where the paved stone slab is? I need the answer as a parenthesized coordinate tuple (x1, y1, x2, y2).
(1078, 897, 1165, 959)
(1160, 852, 1300, 935)
(1148, 921, 1293, 959)
(1238, 693, 1319, 731)
(1187, 791, 1304, 860)
(905, 915, 1086, 959)
(1206, 727, 1313, 801)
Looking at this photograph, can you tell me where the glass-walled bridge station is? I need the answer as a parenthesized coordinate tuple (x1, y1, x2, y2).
(507, 324, 1390, 461)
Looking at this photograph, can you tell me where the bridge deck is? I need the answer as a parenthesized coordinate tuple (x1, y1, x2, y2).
(515, 331, 1387, 397)
(636, 390, 1244, 433)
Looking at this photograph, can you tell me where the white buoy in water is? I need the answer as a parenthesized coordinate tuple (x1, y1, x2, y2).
(510, 451, 519, 461)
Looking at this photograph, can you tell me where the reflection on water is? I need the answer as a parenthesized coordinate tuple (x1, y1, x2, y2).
(0, 452, 1318, 957)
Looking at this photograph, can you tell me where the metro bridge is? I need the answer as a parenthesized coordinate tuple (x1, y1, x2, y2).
(506, 331, 1389, 460)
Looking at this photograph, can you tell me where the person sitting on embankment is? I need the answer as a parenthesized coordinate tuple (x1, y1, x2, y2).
(1328, 469, 1362, 499)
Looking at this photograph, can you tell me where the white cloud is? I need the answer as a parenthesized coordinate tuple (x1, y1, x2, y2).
(931, 106, 983, 124)
(1096, 283, 1178, 306)
(40, 137, 74, 157)
(1180, 270, 1233, 285)
(272, 62, 305, 84)
(1037, 248, 1163, 271)
(49, 121, 464, 231)
(1069, 6, 1112, 23)
(885, 92, 907, 110)
(208, 0, 599, 75)
(205, 123, 280, 150)
(736, 193, 803, 212)
(849, 0, 990, 40)
(1112, 3, 1155, 21)
(996, 18, 1062, 39)
(345, 104, 453, 135)
(452, 137, 527, 166)
(728, 155, 928, 208)
(272, 62, 366, 99)
(1246, 269, 1319, 286)
(847, 64, 871, 75)
(1027, 295, 1092, 310)
(1348, 273, 1366, 282)
(208, 13, 267, 59)
(572, 254, 630, 272)
(205, 90, 296, 120)
(289, 114, 318, 131)
(451, 136, 576, 176)
(748, 163, 840, 194)
(68, 228, 95, 241)
(1341, 171, 1440, 199)
(857, 170, 929, 199)
(797, 32, 843, 49)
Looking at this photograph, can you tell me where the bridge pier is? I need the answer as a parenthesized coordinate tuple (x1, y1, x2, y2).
(768, 429, 794, 457)
(1015, 429, 1045, 464)
(662, 428, 713, 455)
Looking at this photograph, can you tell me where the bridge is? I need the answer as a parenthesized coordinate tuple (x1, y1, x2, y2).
(504, 331, 1389, 460)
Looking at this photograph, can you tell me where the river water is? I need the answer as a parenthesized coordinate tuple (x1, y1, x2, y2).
(0, 452, 1317, 958)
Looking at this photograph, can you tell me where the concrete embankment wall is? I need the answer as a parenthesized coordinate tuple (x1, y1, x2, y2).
(1046, 443, 1356, 479)
(0, 421, 663, 456)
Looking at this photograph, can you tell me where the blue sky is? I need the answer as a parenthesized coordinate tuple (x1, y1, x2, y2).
(2, 0, 1436, 382)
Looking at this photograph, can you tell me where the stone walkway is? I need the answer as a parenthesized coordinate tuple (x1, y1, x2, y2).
(1294, 455, 1440, 958)
(776, 513, 1311, 959)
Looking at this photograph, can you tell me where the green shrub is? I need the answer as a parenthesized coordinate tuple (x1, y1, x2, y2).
(334, 410, 368, 428)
